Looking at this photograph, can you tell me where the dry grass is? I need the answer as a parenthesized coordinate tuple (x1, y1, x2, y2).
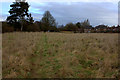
(2, 32, 119, 78)
(0, 33, 2, 79)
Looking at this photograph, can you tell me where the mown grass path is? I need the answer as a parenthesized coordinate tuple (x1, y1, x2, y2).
(29, 33, 56, 77)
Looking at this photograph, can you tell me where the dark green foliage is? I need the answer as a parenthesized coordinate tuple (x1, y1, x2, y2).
(76, 22, 81, 28)
(76, 22, 84, 33)
(7, 0, 34, 31)
(64, 23, 78, 32)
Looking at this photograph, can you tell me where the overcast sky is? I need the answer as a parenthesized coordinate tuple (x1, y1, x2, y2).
(0, 0, 119, 27)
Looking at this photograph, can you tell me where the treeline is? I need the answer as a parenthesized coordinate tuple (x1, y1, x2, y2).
(2, 18, 120, 33)
(2, 1, 120, 33)
(2, 10, 58, 33)
(58, 22, 120, 33)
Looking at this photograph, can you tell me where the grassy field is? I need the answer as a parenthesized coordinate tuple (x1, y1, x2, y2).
(2, 32, 119, 78)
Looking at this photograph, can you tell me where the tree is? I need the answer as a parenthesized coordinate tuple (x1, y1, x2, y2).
(76, 22, 84, 33)
(80, 19, 92, 32)
(7, 0, 33, 31)
(81, 19, 91, 28)
(65, 23, 78, 32)
(76, 22, 81, 28)
(40, 11, 57, 32)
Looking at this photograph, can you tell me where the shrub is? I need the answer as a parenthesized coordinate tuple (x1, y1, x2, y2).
(23, 23, 40, 32)
(2, 22, 14, 33)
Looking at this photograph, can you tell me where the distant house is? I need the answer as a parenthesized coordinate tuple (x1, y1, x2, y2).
(113, 25, 120, 33)
(84, 29, 91, 33)
(84, 26, 93, 33)
(95, 25, 108, 33)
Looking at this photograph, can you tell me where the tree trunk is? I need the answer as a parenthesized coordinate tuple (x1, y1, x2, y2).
(20, 17, 24, 31)
(21, 25, 23, 31)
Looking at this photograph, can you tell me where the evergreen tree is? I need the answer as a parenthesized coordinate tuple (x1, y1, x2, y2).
(7, 0, 33, 31)
(76, 22, 81, 28)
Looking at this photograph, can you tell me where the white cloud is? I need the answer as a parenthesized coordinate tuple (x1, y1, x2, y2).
(0, 1, 118, 26)
(0, 0, 119, 3)
(30, 2, 117, 26)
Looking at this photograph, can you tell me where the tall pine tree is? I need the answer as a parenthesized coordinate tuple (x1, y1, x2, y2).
(7, 0, 34, 31)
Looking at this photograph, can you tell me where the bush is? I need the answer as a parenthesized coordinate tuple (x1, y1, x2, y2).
(23, 23, 40, 32)
(2, 22, 14, 33)
(65, 23, 78, 32)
